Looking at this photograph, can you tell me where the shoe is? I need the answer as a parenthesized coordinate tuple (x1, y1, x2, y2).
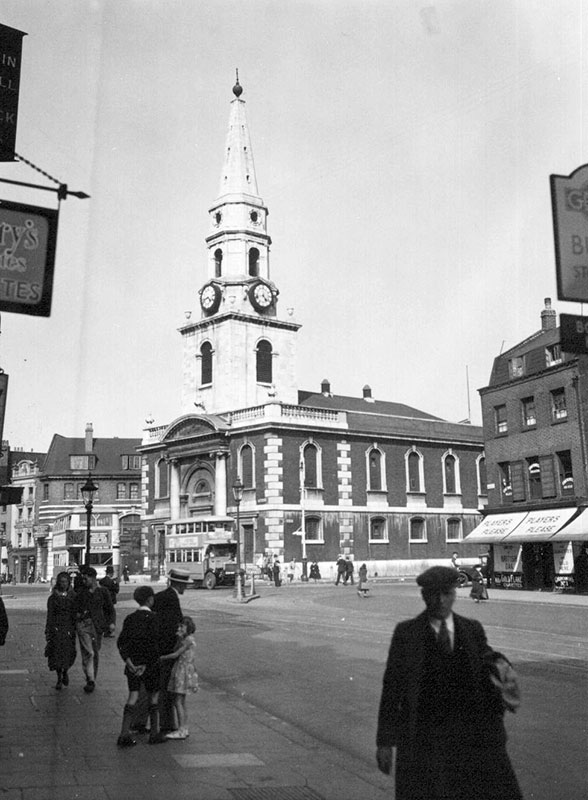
(62, 672, 69, 686)
(55, 680, 63, 690)
(148, 732, 168, 745)
(165, 729, 187, 740)
(117, 734, 137, 748)
(129, 724, 149, 734)
(83, 681, 96, 693)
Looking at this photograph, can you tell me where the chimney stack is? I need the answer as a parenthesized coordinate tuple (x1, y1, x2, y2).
(85, 423, 94, 453)
(321, 378, 331, 396)
(541, 297, 557, 331)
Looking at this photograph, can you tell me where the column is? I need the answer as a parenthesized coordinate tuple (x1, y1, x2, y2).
(215, 452, 228, 516)
(169, 459, 181, 520)
(112, 514, 120, 575)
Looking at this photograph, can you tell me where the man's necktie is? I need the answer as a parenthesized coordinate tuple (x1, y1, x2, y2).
(437, 618, 452, 653)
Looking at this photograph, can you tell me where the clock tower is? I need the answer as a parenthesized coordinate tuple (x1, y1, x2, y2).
(180, 75, 300, 414)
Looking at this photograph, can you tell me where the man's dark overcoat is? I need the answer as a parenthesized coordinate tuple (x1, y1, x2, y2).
(377, 611, 522, 800)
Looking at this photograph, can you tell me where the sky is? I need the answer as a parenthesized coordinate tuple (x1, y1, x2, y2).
(1, 0, 587, 452)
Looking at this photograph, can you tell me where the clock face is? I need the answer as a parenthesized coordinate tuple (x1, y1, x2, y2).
(200, 283, 221, 313)
(252, 282, 273, 309)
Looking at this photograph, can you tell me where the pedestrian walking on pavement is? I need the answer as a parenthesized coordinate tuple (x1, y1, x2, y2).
(99, 565, 120, 635)
(357, 563, 369, 597)
(470, 565, 489, 603)
(74, 566, 115, 693)
(309, 561, 321, 582)
(376, 566, 522, 800)
(335, 556, 346, 585)
(116, 585, 166, 747)
(344, 556, 355, 586)
(0, 586, 8, 646)
(287, 559, 296, 582)
(45, 571, 77, 690)
(272, 558, 282, 587)
(160, 616, 198, 739)
(122, 565, 130, 583)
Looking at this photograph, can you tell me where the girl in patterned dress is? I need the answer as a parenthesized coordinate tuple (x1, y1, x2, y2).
(160, 616, 198, 739)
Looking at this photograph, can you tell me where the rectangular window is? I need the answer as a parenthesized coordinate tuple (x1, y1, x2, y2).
(551, 388, 567, 421)
(43, 483, 49, 501)
(495, 405, 507, 434)
(527, 457, 542, 500)
(69, 455, 96, 471)
(511, 461, 526, 502)
(369, 518, 387, 541)
(557, 451, 574, 496)
(121, 455, 142, 470)
(117, 482, 126, 500)
(508, 356, 525, 379)
(409, 518, 426, 542)
(305, 517, 323, 541)
(129, 483, 140, 500)
(521, 397, 536, 427)
(63, 483, 74, 500)
(446, 518, 462, 542)
(545, 344, 562, 367)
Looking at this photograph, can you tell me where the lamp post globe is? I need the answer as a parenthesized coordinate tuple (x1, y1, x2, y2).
(81, 473, 98, 568)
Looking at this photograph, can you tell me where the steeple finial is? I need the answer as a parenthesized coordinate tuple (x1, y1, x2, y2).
(233, 68, 243, 98)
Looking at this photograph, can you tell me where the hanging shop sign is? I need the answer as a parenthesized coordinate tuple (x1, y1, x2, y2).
(0, 24, 26, 162)
(0, 199, 58, 316)
(551, 163, 588, 302)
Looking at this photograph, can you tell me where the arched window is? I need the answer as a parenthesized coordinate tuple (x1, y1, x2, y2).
(156, 459, 169, 498)
(214, 249, 223, 277)
(407, 450, 422, 492)
(240, 444, 254, 489)
(368, 448, 383, 490)
(248, 247, 260, 276)
(201, 341, 213, 385)
(477, 456, 487, 496)
(443, 453, 458, 494)
(303, 443, 318, 488)
(256, 339, 272, 383)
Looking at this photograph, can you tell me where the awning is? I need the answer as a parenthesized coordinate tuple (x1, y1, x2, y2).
(502, 507, 578, 543)
(463, 512, 528, 544)
(551, 508, 588, 540)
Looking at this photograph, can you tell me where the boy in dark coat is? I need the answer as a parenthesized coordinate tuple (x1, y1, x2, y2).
(116, 585, 166, 747)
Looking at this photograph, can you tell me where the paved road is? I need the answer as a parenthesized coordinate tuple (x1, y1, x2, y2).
(1, 581, 587, 799)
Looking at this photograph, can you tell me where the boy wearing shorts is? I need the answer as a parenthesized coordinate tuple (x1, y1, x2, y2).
(116, 585, 167, 747)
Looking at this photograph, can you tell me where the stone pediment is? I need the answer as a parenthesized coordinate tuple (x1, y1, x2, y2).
(163, 414, 230, 442)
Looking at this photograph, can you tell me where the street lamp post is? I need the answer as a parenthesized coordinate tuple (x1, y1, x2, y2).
(81, 473, 98, 568)
(232, 476, 244, 601)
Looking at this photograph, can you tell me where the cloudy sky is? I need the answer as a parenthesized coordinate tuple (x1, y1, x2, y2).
(1, 0, 587, 452)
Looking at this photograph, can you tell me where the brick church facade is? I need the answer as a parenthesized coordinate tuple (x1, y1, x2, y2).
(139, 78, 486, 579)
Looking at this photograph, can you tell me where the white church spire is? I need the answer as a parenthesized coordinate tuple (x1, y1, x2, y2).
(217, 70, 260, 200)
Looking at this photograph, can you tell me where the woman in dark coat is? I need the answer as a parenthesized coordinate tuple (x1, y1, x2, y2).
(470, 565, 489, 602)
(45, 571, 77, 689)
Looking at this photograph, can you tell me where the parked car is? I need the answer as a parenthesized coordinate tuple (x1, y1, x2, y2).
(456, 564, 483, 587)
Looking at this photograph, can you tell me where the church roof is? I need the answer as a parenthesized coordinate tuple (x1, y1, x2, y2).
(298, 390, 442, 420)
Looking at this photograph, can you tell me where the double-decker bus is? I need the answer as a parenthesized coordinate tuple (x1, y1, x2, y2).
(164, 517, 237, 589)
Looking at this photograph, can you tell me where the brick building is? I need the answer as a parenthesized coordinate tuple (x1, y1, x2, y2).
(140, 78, 486, 580)
(470, 298, 588, 591)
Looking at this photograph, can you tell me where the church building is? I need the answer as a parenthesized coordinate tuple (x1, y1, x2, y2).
(139, 78, 486, 580)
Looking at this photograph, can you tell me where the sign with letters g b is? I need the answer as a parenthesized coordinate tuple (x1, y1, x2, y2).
(551, 164, 588, 302)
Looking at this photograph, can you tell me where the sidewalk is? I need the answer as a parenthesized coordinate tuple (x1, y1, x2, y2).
(0, 593, 390, 800)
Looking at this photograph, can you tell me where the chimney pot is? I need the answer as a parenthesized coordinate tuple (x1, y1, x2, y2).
(321, 378, 331, 396)
(363, 384, 372, 399)
(541, 297, 557, 331)
(85, 423, 94, 454)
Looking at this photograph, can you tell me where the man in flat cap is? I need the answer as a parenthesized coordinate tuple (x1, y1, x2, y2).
(376, 566, 522, 800)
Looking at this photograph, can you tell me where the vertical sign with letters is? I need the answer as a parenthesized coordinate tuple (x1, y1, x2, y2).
(0, 372, 8, 445)
(0, 23, 27, 162)
(551, 164, 588, 302)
